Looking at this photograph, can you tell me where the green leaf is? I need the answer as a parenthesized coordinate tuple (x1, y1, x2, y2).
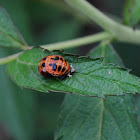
(123, 0, 140, 26)
(55, 94, 140, 140)
(88, 42, 123, 65)
(0, 7, 27, 49)
(0, 0, 34, 45)
(7, 47, 140, 97)
(55, 43, 140, 140)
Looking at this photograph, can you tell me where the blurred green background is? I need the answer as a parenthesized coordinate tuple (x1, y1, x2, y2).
(0, 0, 140, 140)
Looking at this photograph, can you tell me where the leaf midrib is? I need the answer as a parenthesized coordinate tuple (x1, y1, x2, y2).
(99, 99, 104, 140)
(76, 73, 140, 92)
(105, 107, 125, 140)
(0, 27, 25, 47)
(71, 101, 102, 139)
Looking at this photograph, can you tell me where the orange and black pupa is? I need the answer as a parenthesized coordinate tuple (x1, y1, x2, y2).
(38, 55, 75, 78)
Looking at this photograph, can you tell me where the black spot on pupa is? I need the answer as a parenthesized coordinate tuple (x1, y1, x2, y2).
(60, 58, 63, 62)
(42, 63, 45, 67)
(49, 63, 52, 66)
(54, 56, 59, 60)
(52, 63, 57, 71)
(58, 66, 61, 71)
(62, 68, 65, 72)
(51, 58, 54, 60)
(43, 57, 47, 60)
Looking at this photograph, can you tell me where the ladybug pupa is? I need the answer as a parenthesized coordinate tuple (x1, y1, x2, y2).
(38, 55, 75, 78)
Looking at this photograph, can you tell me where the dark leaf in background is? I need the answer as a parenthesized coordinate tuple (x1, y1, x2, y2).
(88, 42, 123, 64)
(0, 0, 33, 45)
(123, 0, 140, 26)
(55, 43, 140, 140)
(0, 48, 36, 140)
(0, 7, 26, 49)
(35, 92, 64, 140)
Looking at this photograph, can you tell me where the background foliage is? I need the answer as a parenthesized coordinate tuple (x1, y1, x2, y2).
(0, 0, 140, 140)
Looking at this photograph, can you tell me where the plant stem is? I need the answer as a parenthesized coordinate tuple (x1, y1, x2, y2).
(0, 52, 22, 65)
(0, 32, 111, 65)
(65, 0, 140, 44)
(40, 32, 112, 50)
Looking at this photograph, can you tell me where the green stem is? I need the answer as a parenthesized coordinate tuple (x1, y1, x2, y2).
(65, 0, 140, 44)
(40, 32, 112, 50)
(0, 32, 111, 65)
(0, 52, 22, 65)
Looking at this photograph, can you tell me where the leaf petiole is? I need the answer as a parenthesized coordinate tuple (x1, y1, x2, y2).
(0, 52, 23, 65)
